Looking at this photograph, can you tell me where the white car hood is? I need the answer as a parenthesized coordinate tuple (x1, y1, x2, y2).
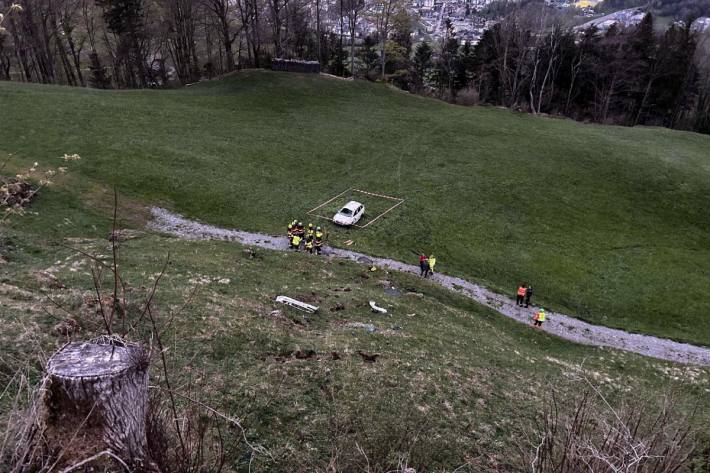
(333, 213, 355, 225)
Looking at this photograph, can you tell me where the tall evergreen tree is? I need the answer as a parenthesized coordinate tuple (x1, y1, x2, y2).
(88, 51, 112, 89)
(358, 35, 379, 78)
(410, 41, 433, 91)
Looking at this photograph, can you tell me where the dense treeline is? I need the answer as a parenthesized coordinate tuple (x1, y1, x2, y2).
(413, 12, 710, 133)
(0, 0, 409, 86)
(1, 0, 709, 133)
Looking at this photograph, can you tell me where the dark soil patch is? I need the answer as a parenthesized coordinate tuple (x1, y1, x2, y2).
(293, 292, 322, 303)
(383, 286, 402, 297)
(1, 177, 36, 209)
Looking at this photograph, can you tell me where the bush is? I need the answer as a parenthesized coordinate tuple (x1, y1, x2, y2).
(455, 87, 480, 106)
(519, 386, 705, 473)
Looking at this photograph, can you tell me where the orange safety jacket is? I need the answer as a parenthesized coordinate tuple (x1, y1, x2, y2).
(517, 286, 527, 296)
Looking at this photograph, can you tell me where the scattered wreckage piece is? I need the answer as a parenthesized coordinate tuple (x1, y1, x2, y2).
(369, 300, 388, 314)
(275, 295, 319, 314)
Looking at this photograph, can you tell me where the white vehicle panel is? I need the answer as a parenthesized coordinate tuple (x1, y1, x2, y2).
(333, 201, 365, 226)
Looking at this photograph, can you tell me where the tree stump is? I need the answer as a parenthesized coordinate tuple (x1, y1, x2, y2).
(44, 336, 150, 468)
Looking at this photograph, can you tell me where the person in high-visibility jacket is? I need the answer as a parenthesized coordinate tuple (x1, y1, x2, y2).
(295, 222, 305, 238)
(427, 255, 437, 277)
(314, 227, 324, 255)
(291, 234, 302, 251)
(533, 308, 546, 328)
(307, 223, 315, 239)
(287, 223, 293, 238)
(516, 284, 527, 306)
(305, 236, 314, 254)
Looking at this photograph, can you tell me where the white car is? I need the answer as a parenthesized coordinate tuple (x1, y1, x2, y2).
(333, 201, 365, 226)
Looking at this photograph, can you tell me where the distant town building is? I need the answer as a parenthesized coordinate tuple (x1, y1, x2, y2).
(575, 8, 646, 32)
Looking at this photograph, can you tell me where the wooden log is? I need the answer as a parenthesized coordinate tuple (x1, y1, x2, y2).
(44, 336, 150, 469)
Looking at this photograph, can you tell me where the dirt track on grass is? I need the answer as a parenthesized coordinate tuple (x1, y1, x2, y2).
(148, 207, 710, 366)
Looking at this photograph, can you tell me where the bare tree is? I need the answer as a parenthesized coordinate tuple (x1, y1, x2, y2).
(529, 25, 561, 114)
(162, 0, 199, 83)
(268, 0, 289, 57)
(523, 385, 702, 473)
(343, 0, 363, 76)
(203, 0, 238, 71)
(315, 0, 321, 62)
(236, 0, 260, 66)
(492, 9, 535, 108)
(372, 0, 398, 79)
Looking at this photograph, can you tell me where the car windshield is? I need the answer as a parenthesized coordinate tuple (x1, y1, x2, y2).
(339, 208, 352, 216)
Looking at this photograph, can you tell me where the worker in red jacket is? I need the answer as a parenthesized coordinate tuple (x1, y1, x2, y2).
(419, 254, 429, 277)
(516, 284, 527, 306)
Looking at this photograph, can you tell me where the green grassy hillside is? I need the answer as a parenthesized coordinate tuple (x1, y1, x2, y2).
(2, 71, 710, 345)
(1, 193, 709, 471)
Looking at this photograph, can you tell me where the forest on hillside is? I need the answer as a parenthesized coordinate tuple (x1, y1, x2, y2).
(597, 0, 710, 19)
(1, 0, 709, 133)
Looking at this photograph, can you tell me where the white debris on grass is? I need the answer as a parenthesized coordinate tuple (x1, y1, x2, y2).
(656, 365, 708, 384)
(187, 274, 231, 286)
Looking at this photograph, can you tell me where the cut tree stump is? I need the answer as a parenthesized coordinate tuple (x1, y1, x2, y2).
(44, 336, 150, 469)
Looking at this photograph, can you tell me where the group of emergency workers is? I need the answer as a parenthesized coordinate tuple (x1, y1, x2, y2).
(516, 283, 546, 328)
(287, 220, 325, 254)
(287, 218, 547, 329)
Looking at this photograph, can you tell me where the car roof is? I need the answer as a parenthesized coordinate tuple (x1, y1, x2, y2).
(341, 201, 363, 211)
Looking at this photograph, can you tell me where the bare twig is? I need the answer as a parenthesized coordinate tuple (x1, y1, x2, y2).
(146, 303, 187, 461)
(57, 449, 131, 473)
(109, 187, 122, 333)
(356, 441, 371, 473)
(90, 263, 110, 334)
(148, 385, 273, 462)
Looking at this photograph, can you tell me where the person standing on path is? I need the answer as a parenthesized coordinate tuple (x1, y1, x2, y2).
(314, 227, 324, 255)
(516, 284, 527, 306)
(525, 286, 533, 308)
(291, 234, 302, 251)
(419, 254, 429, 277)
(427, 255, 437, 277)
(533, 308, 545, 328)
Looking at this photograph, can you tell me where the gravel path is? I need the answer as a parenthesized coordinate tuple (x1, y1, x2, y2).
(148, 207, 710, 366)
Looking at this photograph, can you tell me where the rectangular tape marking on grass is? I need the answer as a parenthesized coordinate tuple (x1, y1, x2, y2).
(358, 198, 405, 228)
(352, 188, 404, 201)
(306, 188, 352, 214)
(307, 188, 405, 229)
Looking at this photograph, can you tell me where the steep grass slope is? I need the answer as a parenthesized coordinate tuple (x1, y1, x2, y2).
(1, 190, 709, 471)
(1, 71, 709, 344)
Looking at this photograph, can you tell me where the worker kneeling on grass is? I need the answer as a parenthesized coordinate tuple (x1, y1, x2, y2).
(533, 308, 545, 328)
